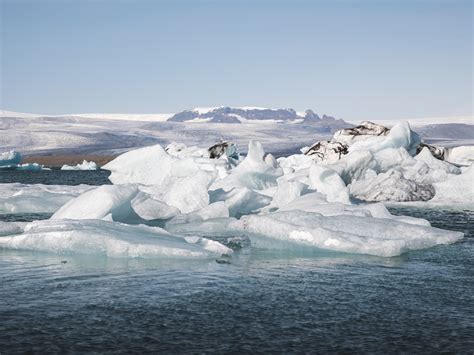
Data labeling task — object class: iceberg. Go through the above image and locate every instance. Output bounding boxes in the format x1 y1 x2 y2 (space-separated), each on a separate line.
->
210 141 283 191
0 150 22 167
0 219 231 258
0 150 48 170
11 129 466 259
0 221 25 236
0 183 93 214
52 184 139 221
61 160 98 170
225 211 462 257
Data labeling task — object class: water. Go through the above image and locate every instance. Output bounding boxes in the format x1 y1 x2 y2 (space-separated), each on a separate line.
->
0 172 473 352
0 169 111 185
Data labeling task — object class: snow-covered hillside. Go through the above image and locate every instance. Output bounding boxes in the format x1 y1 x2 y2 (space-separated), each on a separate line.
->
0 108 352 155
1 108 472 156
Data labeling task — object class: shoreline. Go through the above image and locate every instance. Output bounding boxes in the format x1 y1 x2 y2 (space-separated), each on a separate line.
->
22 155 117 168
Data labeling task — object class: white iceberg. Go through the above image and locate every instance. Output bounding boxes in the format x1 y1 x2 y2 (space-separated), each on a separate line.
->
52 184 139 221
0 219 231 259
227 211 462 257
0 221 25 236
0 183 93 214
61 160 98 170
210 141 282 191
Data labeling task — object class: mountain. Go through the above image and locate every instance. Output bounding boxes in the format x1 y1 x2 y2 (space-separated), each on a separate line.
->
167 106 343 125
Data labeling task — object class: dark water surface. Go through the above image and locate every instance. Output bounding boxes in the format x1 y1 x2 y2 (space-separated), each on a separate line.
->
0 169 111 185
0 171 473 353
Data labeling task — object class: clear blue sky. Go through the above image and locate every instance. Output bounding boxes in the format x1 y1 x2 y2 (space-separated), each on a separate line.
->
1 0 472 120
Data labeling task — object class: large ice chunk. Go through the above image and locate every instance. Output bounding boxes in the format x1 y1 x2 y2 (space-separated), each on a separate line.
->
0 183 93 214
348 122 421 155
428 165 474 206
228 211 462 257
349 169 435 202
103 144 206 186
444 146 474 166
130 192 180 221
165 201 229 226
209 187 272 217
210 141 282 191
0 221 25 236
0 219 232 258
138 170 212 214
52 185 139 221
309 164 350 204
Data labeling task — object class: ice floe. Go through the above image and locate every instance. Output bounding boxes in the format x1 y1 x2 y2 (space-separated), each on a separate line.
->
0 219 231 258
0 183 93 213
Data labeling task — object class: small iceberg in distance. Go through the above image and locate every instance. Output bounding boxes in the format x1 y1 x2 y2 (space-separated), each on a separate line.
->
61 160 98 171
0 150 48 171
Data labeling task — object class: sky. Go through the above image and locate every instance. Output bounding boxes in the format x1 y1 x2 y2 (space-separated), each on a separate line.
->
1 0 472 121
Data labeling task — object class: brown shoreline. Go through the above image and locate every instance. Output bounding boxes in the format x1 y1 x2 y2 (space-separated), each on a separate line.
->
22 155 117 168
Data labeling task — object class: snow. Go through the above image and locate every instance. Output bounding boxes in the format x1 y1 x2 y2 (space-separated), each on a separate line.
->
61 160 98 170
345 115 473 127
0 109 172 122
0 219 231 258
69 113 172 122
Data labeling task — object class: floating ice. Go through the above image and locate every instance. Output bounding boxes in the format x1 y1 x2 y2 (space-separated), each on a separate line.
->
0 151 46 170
52 185 139 221
0 183 93 214
227 211 462 257
349 169 435 202
423 165 474 207
445 146 474 166
0 221 25 236
131 192 180 221
10 128 467 259
209 187 272 217
61 160 98 170
0 150 22 167
0 219 232 258
166 201 229 226
309 164 350 204
210 141 282 191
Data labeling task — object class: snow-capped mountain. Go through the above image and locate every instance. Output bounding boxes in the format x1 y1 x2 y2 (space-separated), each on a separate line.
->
167 106 341 124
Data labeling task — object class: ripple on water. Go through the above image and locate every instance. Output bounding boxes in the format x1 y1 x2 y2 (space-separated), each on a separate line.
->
0 205 473 352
